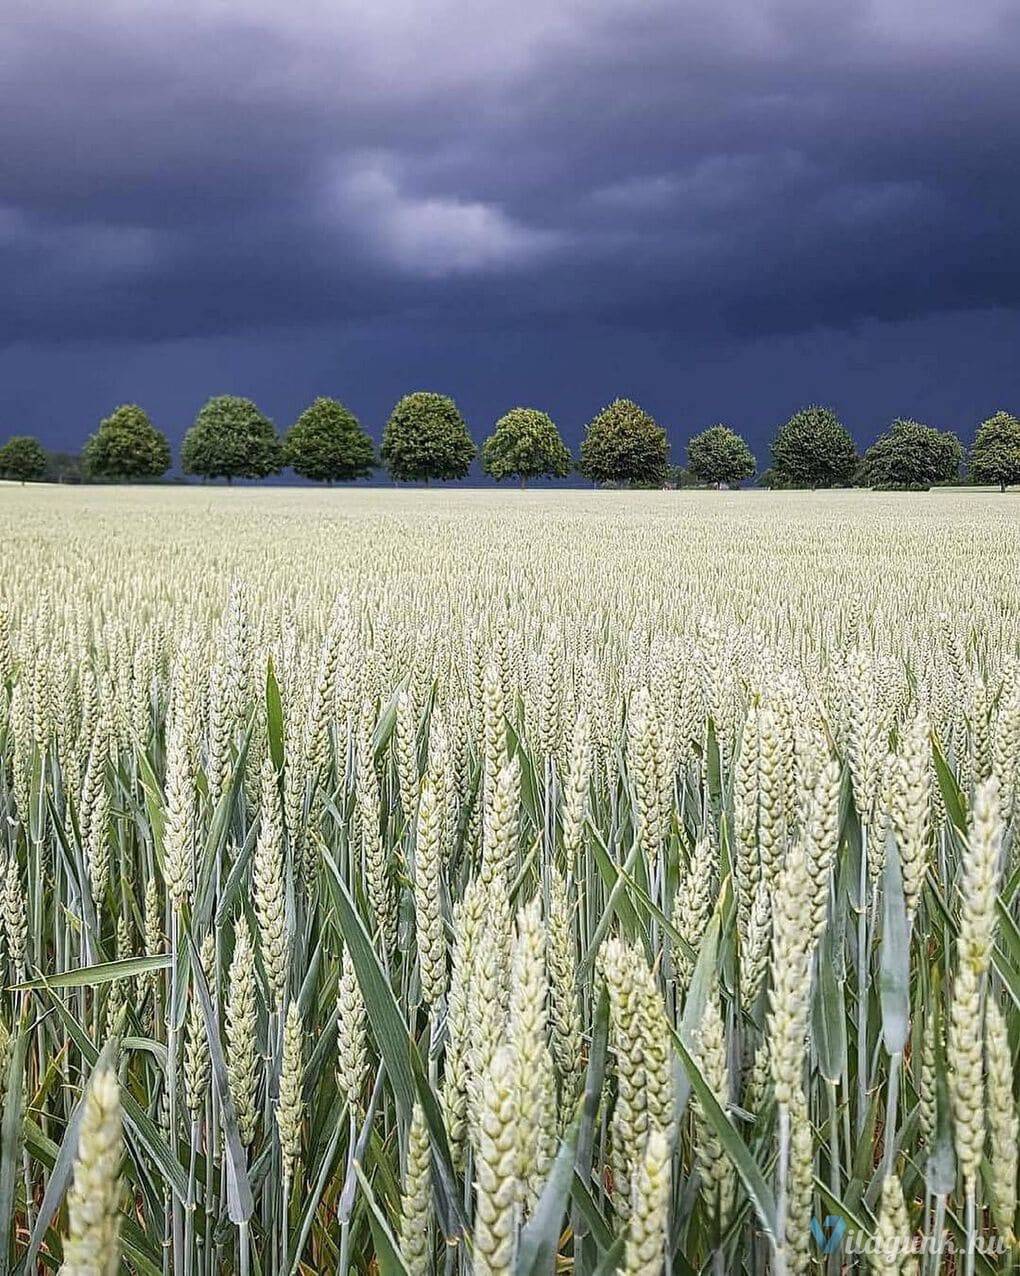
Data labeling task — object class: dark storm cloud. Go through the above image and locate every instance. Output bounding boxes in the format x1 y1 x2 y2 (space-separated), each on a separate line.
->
1 0 1020 452
4 0 1019 335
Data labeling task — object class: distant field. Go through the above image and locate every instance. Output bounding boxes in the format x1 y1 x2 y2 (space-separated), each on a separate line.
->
1 484 1018 1273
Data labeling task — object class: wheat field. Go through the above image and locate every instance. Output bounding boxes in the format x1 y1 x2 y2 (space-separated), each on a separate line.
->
1 484 1018 1275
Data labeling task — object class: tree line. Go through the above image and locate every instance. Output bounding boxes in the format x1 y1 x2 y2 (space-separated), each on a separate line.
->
2 393 1020 490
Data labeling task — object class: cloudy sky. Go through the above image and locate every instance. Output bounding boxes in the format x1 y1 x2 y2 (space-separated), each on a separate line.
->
3 0 1019 465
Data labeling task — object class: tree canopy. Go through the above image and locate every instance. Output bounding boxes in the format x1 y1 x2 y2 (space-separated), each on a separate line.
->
0 435 47 483
284 398 375 483
381 392 475 483
83 404 171 481
969 410 1020 491
578 399 669 487
770 406 857 488
686 425 756 487
481 408 571 486
181 396 281 482
856 419 962 489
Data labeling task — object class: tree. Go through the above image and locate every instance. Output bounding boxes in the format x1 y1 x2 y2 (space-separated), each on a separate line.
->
0 435 47 483
969 410 1020 492
578 399 669 487
381 392 475 483
686 424 756 488
181 395 281 482
83 404 171 481
481 407 571 487
856 419 962 489
770 406 857 488
284 398 375 484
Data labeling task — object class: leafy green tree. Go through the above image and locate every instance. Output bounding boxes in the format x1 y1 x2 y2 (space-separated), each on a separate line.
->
284 398 375 483
381 392 475 483
481 407 571 487
83 404 171 481
969 410 1020 491
578 399 669 487
856 418 962 489
0 435 47 483
181 395 281 482
686 424 756 487
770 406 857 488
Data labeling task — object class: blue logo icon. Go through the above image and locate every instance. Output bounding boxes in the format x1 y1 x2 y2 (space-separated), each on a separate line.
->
811 1216 847 1254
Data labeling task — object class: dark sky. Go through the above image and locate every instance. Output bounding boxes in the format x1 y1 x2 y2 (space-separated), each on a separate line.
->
3 0 1020 468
